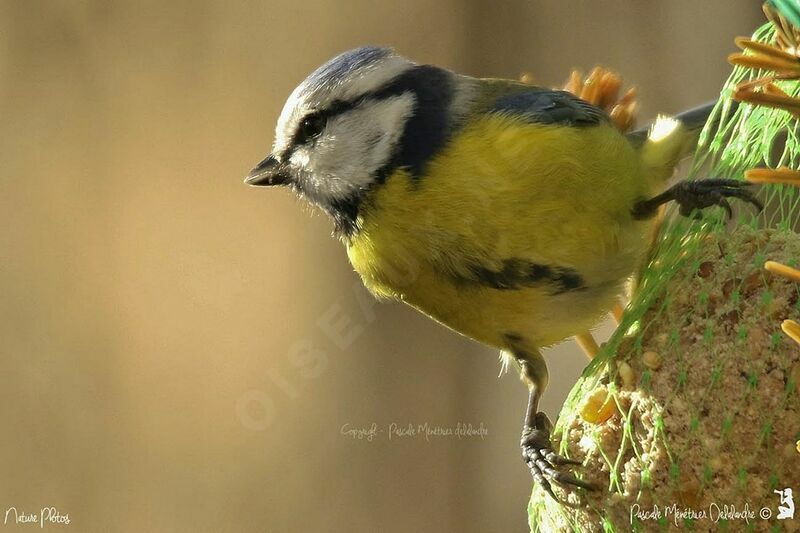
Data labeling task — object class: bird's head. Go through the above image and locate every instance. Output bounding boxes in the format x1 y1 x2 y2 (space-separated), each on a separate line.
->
245 46 463 236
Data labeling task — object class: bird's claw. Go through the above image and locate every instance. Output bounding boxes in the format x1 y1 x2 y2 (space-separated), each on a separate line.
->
673 178 763 220
521 412 597 500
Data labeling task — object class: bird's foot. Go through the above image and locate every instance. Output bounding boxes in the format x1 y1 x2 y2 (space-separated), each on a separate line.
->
521 412 597 500
632 178 763 220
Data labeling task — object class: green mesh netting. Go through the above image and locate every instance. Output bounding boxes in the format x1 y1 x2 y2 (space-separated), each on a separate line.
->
529 21 800 532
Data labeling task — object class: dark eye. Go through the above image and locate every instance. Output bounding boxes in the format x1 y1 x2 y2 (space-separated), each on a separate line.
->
297 113 327 144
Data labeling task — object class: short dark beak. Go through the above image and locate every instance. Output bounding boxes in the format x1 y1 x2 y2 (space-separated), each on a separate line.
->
244 154 291 186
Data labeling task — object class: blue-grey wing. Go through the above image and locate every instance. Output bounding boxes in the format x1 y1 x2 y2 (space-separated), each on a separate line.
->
489 86 609 127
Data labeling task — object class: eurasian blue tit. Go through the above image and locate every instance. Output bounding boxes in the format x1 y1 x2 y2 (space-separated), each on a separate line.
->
245 47 760 498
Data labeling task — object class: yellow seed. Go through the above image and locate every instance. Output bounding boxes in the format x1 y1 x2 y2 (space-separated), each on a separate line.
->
643 351 662 370
580 388 617 424
618 362 635 388
610 104 635 133
611 301 625 324
563 69 582 95
618 87 637 105
734 86 800 113
735 37 800 62
747 167 800 185
728 52 800 72
575 332 600 359
797 440 800 454
782 320 800 345
597 71 621 110
765 81 793 98
764 260 800 282
580 66 603 104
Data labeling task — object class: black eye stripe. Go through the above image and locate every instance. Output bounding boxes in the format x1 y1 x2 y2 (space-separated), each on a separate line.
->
292 100 359 145
292 112 328 146
287 78 415 153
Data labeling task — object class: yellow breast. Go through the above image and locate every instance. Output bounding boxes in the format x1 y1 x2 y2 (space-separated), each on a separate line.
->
346 115 652 349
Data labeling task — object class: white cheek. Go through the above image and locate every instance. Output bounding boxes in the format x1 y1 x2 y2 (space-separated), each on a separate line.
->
363 95 415 170
291 146 352 203
290 150 310 167
297 93 415 203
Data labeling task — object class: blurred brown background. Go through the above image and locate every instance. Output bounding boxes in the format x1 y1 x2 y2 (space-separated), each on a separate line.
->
0 2 762 532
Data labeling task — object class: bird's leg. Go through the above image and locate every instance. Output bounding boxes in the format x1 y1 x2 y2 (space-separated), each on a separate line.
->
631 178 763 220
514 349 596 500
